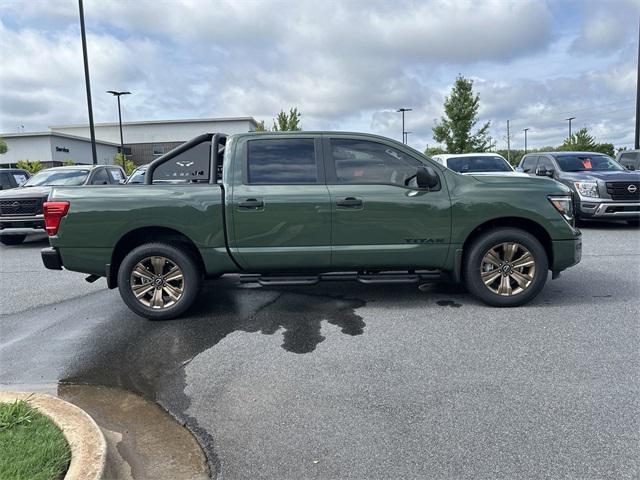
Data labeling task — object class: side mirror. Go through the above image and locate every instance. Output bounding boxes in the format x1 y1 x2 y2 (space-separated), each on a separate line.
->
627 165 635 171
536 167 555 178
416 166 439 189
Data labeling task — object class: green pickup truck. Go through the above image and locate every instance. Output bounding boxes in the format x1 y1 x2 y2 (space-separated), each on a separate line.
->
41 132 581 319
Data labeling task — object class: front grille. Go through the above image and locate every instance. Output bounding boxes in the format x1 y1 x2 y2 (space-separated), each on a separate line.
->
0 198 44 216
606 182 640 201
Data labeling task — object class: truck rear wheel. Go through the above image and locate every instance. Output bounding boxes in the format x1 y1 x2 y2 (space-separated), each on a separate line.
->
463 228 548 307
117 242 202 320
0 235 26 245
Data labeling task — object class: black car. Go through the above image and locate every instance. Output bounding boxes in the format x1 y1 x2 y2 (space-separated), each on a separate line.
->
0 164 126 245
0 168 30 191
517 151 640 226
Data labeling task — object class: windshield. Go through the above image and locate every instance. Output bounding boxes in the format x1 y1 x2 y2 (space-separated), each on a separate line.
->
127 168 146 184
447 156 513 173
23 169 89 186
555 154 624 172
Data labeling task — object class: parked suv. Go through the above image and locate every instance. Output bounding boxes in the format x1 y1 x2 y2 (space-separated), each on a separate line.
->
0 168 30 191
517 151 640 225
0 164 125 245
616 149 639 171
431 153 517 175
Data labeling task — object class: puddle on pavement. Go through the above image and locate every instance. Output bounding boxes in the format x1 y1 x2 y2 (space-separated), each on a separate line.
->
58 384 208 480
60 280 367 474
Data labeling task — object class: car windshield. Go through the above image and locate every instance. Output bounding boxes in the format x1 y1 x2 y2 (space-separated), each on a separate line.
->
127 168 146 184
23 169 89 186
555 154 624 172
447 156 512 173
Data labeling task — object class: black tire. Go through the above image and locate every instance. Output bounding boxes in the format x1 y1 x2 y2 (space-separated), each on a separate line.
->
626 219 640 227
117 242 202 320
0 235 26 245
463 228 548 307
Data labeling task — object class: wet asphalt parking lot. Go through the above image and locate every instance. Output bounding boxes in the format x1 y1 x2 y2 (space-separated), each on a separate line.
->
1 223 639 479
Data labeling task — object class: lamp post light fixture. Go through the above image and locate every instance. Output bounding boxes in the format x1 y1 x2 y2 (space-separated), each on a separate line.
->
523 128 530 153
107 90 131 158
396 107 412 144
565 117 575 139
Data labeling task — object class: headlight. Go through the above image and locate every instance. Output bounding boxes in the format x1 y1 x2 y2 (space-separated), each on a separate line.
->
574 181 599 198
548 195 574 224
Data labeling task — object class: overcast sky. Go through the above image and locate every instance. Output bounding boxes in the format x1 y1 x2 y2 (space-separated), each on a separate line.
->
0 0 638 151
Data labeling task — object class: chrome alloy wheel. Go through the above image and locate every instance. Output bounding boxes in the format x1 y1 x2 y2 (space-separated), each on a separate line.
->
130 256 184 309
480 242 536 296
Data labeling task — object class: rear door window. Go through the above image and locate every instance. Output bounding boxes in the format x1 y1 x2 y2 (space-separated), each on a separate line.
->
108 168 125 183
247 138 318 184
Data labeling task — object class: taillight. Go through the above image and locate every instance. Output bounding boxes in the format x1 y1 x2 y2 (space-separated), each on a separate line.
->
43 201 70 236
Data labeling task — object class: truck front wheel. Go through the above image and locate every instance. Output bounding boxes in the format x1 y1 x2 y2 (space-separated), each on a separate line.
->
463 228 548 307
117 242 202 320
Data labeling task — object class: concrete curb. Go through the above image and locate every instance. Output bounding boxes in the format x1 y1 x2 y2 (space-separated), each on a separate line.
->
0 391 107 480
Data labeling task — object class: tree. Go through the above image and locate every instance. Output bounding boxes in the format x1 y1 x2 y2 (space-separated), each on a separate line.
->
114 153 136 175
432 75 494 153
62 159 75 166
255 120 268 132
560 127 615 156
272 107 302 131
424 146 447 156
0 136 7 155
16 160 43 174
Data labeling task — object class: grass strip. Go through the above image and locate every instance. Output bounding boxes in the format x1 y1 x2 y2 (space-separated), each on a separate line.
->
0 399 71 480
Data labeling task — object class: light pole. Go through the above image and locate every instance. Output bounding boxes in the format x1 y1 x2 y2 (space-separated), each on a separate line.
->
635 17 639 149
565 117 575 139
78 0 97 165
397 108 412 144
107 91 131 157
523 128 530 153
404 131 412 144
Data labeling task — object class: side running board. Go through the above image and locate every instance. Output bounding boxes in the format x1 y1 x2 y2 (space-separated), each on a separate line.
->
239 270 442 286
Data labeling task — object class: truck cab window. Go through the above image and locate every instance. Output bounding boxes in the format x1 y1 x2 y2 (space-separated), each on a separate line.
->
247 138 317 184
331 139 420 186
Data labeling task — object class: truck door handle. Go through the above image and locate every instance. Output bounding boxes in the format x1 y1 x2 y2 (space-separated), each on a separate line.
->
336 197 363 207
238 198 264 209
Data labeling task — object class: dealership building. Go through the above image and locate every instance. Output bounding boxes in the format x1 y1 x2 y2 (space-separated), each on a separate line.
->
0 116 258 167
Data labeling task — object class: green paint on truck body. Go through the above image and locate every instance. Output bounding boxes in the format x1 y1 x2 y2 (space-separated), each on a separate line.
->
48 131 581 282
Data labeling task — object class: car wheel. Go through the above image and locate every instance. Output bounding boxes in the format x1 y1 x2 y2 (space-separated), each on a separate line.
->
117 242 202 320
0 235 26 245
463 228 548 307
626 219 640 227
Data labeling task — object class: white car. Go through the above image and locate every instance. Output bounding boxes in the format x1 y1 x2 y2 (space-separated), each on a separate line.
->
430 153 517 175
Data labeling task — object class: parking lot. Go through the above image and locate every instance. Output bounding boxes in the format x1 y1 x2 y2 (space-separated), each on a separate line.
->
1 223 638 479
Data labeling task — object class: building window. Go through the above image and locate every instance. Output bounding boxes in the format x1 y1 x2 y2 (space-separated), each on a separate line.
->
153 145 164 156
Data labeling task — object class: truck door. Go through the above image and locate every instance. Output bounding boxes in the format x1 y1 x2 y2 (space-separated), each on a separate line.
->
324 136 451 269
229 136 331 271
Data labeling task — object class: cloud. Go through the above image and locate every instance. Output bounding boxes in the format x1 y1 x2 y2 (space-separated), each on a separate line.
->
0 0 636 151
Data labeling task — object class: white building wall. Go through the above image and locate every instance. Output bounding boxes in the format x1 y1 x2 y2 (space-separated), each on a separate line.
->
0 134 118 166
49 136 118 165
51 119 257 144
0 135 52 165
